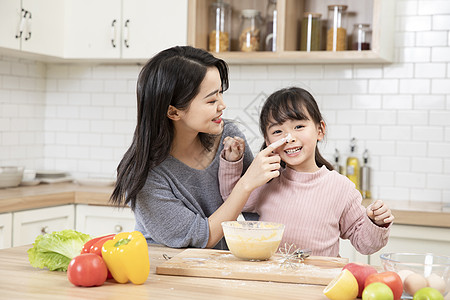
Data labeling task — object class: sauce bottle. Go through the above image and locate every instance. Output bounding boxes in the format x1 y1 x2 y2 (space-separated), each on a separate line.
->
333 148 343 174
346 138 360 191
360 149 371 199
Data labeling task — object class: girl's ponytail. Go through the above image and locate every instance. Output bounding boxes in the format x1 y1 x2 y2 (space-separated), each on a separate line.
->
315 145 334 171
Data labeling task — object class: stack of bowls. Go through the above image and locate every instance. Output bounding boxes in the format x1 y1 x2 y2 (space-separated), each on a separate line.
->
0 166 25 188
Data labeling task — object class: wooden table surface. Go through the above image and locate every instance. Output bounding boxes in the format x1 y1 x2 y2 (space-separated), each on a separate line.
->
0 244 331 300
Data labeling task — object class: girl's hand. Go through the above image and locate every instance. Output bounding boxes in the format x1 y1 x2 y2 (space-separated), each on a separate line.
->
366 200 395 226
239 138 287 192
223 136 245 162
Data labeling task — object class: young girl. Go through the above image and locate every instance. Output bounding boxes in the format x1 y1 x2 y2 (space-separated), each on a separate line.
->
110 46 280 250
219 87 394 257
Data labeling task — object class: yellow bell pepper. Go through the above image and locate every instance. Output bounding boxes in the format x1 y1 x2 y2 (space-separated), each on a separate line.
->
101 231 150 284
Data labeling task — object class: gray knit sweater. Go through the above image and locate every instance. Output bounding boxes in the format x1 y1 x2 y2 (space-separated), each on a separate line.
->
134 120 254 249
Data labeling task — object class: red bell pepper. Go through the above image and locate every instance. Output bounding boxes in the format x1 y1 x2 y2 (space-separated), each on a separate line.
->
80 234 115 254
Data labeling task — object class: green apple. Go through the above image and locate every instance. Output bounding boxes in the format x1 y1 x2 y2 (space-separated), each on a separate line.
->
413 287 444 300
362 282 394 300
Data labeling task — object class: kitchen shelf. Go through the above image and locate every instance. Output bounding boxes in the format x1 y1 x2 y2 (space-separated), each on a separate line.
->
187 0 395 64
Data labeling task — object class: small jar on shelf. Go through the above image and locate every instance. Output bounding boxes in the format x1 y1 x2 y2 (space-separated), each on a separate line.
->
351 23 371 51
300 12 322 52
208 1 231 52
238 9 263 52
265 0 277 51
326 5 348 51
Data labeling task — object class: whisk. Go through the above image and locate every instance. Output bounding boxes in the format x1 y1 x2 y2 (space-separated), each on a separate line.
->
278 243 312 269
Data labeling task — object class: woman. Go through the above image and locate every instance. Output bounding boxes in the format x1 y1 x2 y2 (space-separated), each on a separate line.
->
110 46 278 249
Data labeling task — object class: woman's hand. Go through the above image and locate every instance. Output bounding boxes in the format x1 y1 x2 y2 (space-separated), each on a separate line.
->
223 136 245 162
366 200 395 227
239 138 287 192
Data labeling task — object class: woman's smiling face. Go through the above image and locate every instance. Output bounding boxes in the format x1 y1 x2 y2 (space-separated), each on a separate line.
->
178 67 226 135
265 111 325 173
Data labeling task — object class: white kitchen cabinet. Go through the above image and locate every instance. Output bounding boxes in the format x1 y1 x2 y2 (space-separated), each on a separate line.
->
0 213 12 249
0 0 65 56
369 224 450 267
0 0 21 50
75 204 135 237
63 0 188 60
12 205 75 247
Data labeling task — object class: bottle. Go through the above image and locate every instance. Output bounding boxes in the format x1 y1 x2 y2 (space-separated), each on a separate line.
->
239 9 263 52
351 23 371 51
333 148 343 174
326 5 348 51
360 149 372 199
208 1 231 52
300 12 322 52
265 0 277 51
346 138 360 191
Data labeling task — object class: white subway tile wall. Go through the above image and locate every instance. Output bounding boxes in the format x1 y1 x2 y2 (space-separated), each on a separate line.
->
1 0 450 204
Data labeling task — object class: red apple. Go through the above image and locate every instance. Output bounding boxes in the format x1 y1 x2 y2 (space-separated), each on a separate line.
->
343 262 378 297
365 271 403 300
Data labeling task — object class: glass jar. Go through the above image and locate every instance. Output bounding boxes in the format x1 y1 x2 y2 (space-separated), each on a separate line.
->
265 0 277 51
300 12 322 52
351 23 371 51
208 1 231 52
239 9 263 52
326 5 348 51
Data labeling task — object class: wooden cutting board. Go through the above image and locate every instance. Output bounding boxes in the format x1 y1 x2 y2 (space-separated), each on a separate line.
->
156 248 348 285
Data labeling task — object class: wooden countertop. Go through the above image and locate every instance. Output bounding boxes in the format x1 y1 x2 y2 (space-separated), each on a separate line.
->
1 183 450 228
0 244 330 300
0 182 114 213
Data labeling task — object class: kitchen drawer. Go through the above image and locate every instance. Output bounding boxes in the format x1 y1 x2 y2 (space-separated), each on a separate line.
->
369 224 450 266
0 213 12 249
12 205 75 247
75 204 135 237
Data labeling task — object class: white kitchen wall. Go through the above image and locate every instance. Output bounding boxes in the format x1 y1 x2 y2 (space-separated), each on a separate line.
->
0 56 46 170
1 0 450 204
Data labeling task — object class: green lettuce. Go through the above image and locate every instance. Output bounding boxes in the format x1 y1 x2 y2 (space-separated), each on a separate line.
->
27 229 91 272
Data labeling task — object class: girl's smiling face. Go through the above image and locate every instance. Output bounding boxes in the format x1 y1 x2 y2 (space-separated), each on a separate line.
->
176 67 226 135
265 111 325 173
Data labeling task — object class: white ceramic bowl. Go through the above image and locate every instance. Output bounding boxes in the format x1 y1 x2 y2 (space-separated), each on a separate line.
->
0 166 24 188
221 221 285 261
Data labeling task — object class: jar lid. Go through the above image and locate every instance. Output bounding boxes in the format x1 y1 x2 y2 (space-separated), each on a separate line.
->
327 5 348 11
303 12 322 18
353 23 371 28
241 9 261 18
210 1 230 8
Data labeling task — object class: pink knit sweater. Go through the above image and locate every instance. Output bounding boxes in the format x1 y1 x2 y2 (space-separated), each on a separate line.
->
219 154 390 257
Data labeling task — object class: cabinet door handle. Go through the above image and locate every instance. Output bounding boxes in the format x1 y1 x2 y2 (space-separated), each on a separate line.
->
15 8 27 39
123 19 130 48
41 226 49 235
114 225 123 232
111 19 117 48
24 11 32 41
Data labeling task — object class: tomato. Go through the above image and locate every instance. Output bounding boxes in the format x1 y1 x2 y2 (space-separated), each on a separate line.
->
365 271 403 300
363 282 394 300
81 234 115 254
67 253 107 287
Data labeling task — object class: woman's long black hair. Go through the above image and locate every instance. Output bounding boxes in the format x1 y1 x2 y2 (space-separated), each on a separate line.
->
259 87 333 170
110 46 229 209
